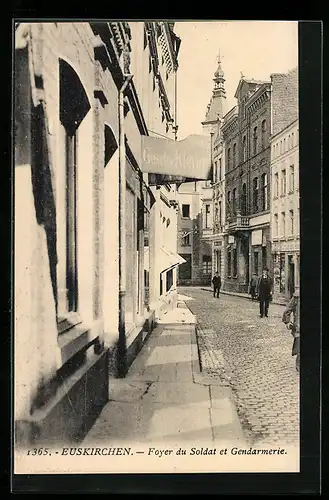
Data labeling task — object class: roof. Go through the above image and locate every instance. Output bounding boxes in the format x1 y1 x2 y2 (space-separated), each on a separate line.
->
234 78 270 99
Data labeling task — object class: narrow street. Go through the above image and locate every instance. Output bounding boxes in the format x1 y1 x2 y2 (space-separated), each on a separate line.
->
179 287 300 448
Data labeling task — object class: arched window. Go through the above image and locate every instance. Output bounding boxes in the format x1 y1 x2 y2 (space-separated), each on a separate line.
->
261 119 267 148
253 177 259 212
228 147 231 169
241 183 247 215
233 143 237 167
253 127 258 155
242 135 247 162
232 188 237 214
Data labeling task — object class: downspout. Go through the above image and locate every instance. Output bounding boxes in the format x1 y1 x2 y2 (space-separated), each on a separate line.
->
117 74 133 378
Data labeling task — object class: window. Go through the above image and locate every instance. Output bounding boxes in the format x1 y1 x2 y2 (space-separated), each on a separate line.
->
166 269 173 292
281 212 286 237
182 231 191 246
241 183 247 215
288 135 291 149
228 147 231 169
289 210 294 235
283 138 286 152
204 204 211 228
218 201 222 225
261 173 268 211
253 177 259 212
261 119 267 148
213 160 217 182
291 132 294 147
202 255 212 274
232 188 237 214
253 127 258 155
281 169 286 196
227 191 231 216
254 251 259 275
274 172 279 198
274 213 278 237
218 158 222 180
233 143 237 167
289 165 295 192
242 135 247 162
57 59 91 325
182 204 190 218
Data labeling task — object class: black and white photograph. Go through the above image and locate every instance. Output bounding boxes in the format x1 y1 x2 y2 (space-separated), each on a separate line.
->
13 19 313 478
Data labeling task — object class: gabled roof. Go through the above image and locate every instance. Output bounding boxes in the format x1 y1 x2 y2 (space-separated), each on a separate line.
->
234 78 269 100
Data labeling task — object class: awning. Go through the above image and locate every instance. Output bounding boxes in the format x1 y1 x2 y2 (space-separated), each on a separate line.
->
160 247 186 272
144 247 186 272
141 133 212 181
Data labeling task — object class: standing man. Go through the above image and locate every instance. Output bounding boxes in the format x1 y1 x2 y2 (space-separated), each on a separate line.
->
212 271 221 298
256 267 273 318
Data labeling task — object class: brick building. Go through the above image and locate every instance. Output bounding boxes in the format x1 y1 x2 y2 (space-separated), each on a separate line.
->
222 78 272 293
14 21 182 447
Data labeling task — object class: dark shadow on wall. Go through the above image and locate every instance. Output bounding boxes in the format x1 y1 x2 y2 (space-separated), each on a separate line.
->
30 102 58 315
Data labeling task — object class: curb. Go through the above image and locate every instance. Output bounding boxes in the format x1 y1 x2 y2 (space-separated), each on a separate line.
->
200 287 287 307
182 301 247 444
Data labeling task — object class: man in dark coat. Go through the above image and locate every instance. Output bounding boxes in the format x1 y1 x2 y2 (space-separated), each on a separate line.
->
256 267 273 318
212 272 221 298
282 286 300 372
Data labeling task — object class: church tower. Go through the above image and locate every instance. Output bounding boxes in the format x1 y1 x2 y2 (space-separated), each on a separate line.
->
202 50 227 134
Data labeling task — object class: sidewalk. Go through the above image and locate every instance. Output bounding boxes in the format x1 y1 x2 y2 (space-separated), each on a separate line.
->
200 287 287 306
82 299 246 448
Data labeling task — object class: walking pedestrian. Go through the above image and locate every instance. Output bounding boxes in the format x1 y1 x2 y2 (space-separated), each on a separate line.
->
282 285 300 372
248 273 258 301
212 271 221 298
256 267 273 318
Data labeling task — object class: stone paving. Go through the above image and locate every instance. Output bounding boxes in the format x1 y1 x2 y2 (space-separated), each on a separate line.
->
179 287 300 448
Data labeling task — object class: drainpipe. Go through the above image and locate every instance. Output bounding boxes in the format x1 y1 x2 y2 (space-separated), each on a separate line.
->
117 74 132 378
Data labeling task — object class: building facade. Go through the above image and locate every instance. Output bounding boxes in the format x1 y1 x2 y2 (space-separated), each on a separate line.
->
176 180 213 286
211 121 226 280
14 21 182 447
222 78 272 293
270 119 299 300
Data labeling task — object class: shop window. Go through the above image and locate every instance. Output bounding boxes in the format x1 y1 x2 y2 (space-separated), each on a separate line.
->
254 251 259 275
182 204 190 218
202 255 212 274
232 248 237 277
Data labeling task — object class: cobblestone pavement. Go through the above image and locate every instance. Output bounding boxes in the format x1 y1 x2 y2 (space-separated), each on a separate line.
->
179 287 300 448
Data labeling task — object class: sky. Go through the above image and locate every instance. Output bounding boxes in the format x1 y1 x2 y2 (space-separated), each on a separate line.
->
173 21 298 140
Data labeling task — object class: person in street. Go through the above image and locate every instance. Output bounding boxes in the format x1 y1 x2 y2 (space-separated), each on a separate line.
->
256 267 273 318
282 285 300 372
248 273 258 301
212 271 221 298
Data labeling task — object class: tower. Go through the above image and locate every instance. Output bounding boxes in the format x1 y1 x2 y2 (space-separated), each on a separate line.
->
202 50 227 134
